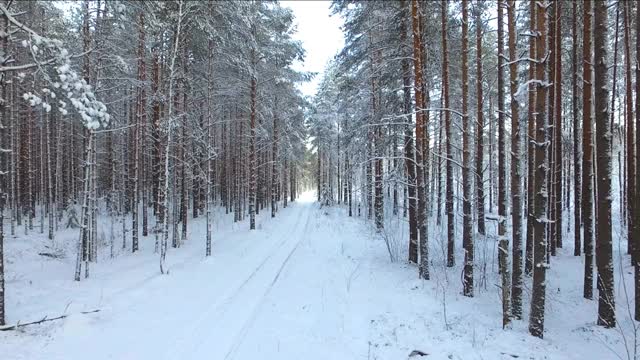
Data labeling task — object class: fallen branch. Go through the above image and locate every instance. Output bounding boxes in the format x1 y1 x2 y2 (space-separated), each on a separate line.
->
500 352 520 358
38 252 63 259
408 350 429 357
0 309 100 331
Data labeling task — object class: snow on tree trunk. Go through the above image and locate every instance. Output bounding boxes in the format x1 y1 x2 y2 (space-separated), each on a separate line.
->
461 0 473 298
634 0 640 322
401 0 418 264
507 0 522 319
475 0 486 239
529 0 549 339
593 0 615 328
582 0 595 301
572 0 581 257
411 0 429 281
442 1 454 269
497 0 510 329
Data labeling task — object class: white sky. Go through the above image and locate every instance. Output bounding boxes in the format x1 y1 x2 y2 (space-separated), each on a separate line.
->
282 1 344 98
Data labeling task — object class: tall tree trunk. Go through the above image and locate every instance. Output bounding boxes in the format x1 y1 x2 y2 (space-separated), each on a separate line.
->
623 0 635 265
634 0 640 322
372 31 383 230
525 0 537 276
0 1 8 325
74 134 93 281
442 1 454 268
529 0 549 339
160 0 184 274
572 0 581 257
401 0 418 264
180 46 189 242
249 46 257 230
132 11 146 253
546 2 556 259
553 0 562 252
271 95 278 219
205 35 214 257
507 0 522 320
411 0 429 280
152 41 162 221
593 0 615 329
475 0 486 238
461 0 473 298
497 0 510 329
582 0 594 301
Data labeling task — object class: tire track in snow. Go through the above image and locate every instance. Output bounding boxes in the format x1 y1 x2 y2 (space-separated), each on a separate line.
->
106 213 272 304
159 202 313 360
223 204 314 360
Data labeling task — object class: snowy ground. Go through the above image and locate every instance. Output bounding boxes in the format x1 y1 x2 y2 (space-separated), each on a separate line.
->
1 192 636 360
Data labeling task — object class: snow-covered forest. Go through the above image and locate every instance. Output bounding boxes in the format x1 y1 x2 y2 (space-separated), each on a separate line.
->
0 0 638 359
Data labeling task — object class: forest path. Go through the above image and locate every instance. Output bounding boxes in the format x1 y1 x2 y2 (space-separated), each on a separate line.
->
35 193 379 360
3 194 615 360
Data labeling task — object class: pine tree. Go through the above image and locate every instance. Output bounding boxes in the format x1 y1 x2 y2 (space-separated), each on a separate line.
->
475 0 486 238
249 35 257 231
529 0 549 339
442 1 454 268
401 0 418 264
205 32 214 257
132 10 146 253
552 0 562 253
507 0 522 320
525 0 537 277
593 0 615 329
0 0 7 326
411 0 429 280
582 0 594 301
461 0 473 298
572 0 581 257
635 0 640 322
623 0 635 272
496 0 510 329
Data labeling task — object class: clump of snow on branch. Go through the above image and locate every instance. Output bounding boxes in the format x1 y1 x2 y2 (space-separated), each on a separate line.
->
20 32 109 130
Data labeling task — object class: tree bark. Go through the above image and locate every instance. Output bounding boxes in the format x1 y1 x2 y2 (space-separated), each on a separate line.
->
593 0 615 329
249 46 257 230
497 0 510 329
507 0 522 320
401 0 418 264
475 0 486 238
442 1 454 268
529 0 549 339
461 0 473 298
553 0 562 252
634 0 640 322
411 0 429 280
572 0 581 257
525 0 537 276
582 0 594 301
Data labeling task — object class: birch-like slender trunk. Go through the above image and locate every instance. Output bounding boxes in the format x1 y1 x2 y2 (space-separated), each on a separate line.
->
160 0 184 274
206 35 214 257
